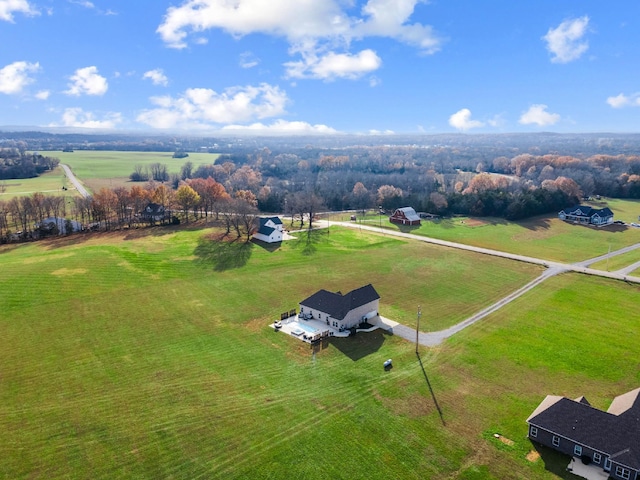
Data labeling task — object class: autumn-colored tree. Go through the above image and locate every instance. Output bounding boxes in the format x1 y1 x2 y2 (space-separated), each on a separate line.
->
429 192 448 212
553 176 582 202
377 185 403 210
152 184 174 209
230 165 261 192
234 189 258 208
92 188 118 229
175 185 201 223
351 181 372 213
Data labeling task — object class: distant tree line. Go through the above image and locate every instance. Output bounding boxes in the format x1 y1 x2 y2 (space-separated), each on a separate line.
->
0 176 269 243
0 149 59 180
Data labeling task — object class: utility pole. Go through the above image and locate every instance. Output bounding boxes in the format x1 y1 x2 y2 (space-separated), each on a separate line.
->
415 305 421 353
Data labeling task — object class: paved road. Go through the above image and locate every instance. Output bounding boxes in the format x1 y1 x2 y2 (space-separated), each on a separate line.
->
328 221 640 346
60 164 90 198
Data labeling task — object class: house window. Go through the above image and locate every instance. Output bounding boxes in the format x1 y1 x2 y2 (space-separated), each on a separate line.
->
604 457 611 472
552 436 560 447
593 453 601 464
615 466 630 480
529 426 538 438
574 445 582 456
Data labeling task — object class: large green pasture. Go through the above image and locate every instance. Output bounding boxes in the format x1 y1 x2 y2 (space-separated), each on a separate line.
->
0 168 72 199
1 225 638 479
350 199 640 263
37 151 219 193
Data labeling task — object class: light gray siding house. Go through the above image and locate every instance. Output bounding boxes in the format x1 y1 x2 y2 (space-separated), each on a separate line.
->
299 284 380 332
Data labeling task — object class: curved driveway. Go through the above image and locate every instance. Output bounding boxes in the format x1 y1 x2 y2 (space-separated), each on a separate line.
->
329 221 640 346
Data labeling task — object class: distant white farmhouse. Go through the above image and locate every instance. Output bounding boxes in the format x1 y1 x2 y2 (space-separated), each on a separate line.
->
253 216 284 243
299 284 380 331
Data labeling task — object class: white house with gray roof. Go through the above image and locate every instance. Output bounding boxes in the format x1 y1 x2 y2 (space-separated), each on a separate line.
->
299 284 380 331
253 216 284 243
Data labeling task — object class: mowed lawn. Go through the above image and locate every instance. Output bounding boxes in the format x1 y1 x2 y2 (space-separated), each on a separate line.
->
37 151 220 193
0 228 538 478
351 198 640 263
0 225 637 479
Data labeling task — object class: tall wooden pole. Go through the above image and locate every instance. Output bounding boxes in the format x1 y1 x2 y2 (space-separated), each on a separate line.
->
415 305 421 353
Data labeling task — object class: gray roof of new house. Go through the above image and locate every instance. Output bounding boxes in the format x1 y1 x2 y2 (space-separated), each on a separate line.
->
528 388 640 470
300 284 380 320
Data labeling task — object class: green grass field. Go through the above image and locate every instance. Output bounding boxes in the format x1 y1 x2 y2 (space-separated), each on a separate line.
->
37 151 220 194
589 246 640 272
1 224 638 479
347 199 640 263
0 168 72 199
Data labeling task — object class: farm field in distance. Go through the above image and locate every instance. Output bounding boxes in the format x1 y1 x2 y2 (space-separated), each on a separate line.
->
37 150 220 194
0 167 71 199
346 198 640 263
1 223 639 479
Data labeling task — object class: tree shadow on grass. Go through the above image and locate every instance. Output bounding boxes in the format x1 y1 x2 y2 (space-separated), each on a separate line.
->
194 234 253 271
531 442 584 479
328 329 388 361
291 228 328 256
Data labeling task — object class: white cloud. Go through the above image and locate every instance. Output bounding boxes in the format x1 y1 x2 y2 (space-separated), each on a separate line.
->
222 119 338 134
0 0 38 22
606 93 640 108
68 0 94 8
157 0 440 80
519 104 560 126
239 52 259 69
35 90 50 100
54 107 122 129
285 49 382 80
0 61 40 94
357 0 441 54
143 69 169 86
449 108 484 131
543 16 589 63
368 129 395 135
136 83 289 129
65 66 108 96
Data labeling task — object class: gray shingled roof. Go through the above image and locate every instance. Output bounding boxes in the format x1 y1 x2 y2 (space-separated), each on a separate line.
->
528 390 640 470
300 284 380 320
561 205 614 218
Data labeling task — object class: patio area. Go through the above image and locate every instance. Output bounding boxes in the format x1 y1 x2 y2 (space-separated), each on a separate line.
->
273 314 390 343
566 457 609 480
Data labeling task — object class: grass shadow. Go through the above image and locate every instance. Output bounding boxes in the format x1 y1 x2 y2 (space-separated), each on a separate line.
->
194 233 253 271
328 329 388 361
531 442 584 479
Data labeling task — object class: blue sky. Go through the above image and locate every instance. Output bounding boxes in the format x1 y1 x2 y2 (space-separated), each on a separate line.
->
1 0 639 134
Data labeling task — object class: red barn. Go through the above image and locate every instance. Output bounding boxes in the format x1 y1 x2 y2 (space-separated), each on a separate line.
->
389 207 421 226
